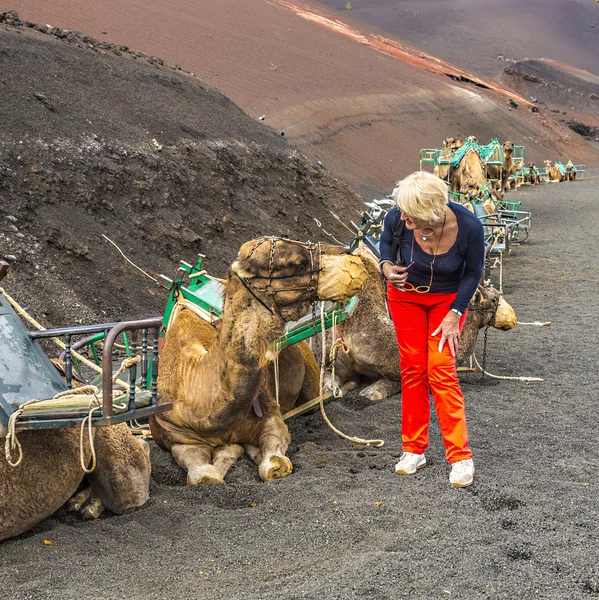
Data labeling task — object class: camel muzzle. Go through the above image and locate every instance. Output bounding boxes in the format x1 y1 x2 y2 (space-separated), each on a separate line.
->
317 254 369 302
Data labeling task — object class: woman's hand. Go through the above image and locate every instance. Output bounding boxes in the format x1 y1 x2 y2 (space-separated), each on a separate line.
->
382 263 409 288
432 311 461 357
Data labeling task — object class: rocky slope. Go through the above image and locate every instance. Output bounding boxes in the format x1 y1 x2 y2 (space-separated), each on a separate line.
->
0 12 363 326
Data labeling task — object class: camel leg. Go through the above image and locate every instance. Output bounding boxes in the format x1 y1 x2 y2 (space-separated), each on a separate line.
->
257 417 293 482
68 487 95 512
171 443 224 485
86 424 152 513
359 378 401 401
211 444 244 480
244 443 263 465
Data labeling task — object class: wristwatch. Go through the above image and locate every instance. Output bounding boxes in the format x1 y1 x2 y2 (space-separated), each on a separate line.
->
450 308 463 317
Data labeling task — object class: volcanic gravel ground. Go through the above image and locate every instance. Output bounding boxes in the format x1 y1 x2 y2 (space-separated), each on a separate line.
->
1 178 598 598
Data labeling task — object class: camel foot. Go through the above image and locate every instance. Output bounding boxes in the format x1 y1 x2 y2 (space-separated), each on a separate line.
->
359 379 401 401
68 488 94 512
68 488 105 520
259 455 293 482
187 466 225 486
81 497 105 520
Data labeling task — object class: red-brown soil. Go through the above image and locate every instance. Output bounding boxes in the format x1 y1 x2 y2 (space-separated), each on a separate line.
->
8 0 599 192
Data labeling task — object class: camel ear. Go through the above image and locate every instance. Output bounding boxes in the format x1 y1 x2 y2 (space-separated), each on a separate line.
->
231 260 256 279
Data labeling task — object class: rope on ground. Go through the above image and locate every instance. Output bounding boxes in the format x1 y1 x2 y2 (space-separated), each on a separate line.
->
517 321 551 326
318 303 384 447
101 234 158 283
472 354 544 382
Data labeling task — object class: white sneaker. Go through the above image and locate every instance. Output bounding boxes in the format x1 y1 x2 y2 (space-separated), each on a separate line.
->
395 452 426 475
449 459 475 487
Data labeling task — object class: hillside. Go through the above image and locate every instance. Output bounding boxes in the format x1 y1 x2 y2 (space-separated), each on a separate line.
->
8 0 599 194
0 13 364 325
317 0 599 81
501 59 599 140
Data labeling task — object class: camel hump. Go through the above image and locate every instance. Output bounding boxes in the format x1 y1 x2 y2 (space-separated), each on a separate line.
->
170 308 218 350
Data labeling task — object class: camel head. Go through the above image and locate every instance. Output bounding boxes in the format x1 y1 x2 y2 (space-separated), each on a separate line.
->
528 161 536 169
544 160 552 168
231 237 368 321
466 135 478 145
503 141 514 157
457 285 517 362
444 137 464 150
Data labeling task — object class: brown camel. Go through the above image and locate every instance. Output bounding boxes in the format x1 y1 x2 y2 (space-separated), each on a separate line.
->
524 161 540 185
487 141 515 192
434 137 464 182
324 247 401 401
152 238 368 484
449 146 487 193
1 424 151 542
545 160 565 182
324 248 516 398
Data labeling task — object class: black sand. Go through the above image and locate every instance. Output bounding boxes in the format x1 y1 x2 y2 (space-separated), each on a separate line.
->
1 176 598 599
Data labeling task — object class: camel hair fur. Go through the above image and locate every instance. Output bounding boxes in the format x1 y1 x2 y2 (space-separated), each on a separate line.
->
0 424 151 542
448 146 488 194
433 137 464 182
152 237 369 485
487 141 515 193
324 247 516 398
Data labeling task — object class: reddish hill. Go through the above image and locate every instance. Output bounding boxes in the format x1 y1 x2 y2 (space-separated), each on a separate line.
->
7 0 599 192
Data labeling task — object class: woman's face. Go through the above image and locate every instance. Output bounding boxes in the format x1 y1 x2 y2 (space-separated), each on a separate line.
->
400 211 431 230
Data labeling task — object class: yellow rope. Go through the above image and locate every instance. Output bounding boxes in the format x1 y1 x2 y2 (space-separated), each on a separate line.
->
4 357 137 469
318 303 384 447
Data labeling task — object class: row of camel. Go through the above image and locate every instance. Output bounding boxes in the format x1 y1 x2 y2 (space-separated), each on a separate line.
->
434 136 515 197
1 239 515 541
433 136 577 198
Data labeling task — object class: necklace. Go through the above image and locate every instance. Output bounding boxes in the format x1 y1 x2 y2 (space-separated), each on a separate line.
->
419 227 435 241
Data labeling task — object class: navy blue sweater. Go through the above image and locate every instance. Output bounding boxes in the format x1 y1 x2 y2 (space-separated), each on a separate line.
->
380 202 485 313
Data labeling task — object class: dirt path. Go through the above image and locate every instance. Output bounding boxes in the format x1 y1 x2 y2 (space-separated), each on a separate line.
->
1 176 598 599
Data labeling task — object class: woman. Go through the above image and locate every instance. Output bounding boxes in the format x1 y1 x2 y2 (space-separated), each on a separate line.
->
379 171 484 487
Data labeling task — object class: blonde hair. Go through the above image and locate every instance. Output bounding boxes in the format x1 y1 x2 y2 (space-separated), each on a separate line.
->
392 171 448 223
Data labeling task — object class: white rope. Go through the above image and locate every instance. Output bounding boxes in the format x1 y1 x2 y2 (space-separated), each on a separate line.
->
318 303 384 447
472 354 543 382
101 234 158 283
4 356 138 469
517 321 551 326
313 217 345 246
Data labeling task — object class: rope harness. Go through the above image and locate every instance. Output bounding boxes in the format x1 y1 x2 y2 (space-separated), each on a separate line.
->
233 237 323 318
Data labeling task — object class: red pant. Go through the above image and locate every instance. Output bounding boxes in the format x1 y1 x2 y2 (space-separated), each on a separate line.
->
387 283 472 464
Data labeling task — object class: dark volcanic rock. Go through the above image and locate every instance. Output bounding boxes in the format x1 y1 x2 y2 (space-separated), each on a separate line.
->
0 14 363 326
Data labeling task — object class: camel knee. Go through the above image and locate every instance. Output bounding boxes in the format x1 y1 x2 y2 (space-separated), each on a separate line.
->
212 444 244 480
359 378 401 401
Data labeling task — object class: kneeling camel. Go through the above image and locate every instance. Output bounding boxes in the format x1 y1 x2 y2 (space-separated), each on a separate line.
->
152 238 368 484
